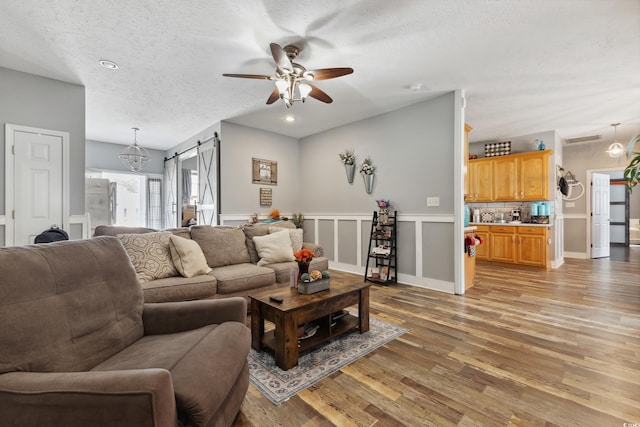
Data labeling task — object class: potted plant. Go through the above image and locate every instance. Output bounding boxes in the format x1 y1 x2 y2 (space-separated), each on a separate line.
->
624 133 640 191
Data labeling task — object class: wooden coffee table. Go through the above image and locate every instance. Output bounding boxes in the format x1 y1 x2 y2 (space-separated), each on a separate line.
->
249 281 370 370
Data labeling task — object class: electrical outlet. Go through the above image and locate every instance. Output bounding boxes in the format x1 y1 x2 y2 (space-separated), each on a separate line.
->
426 197 440 207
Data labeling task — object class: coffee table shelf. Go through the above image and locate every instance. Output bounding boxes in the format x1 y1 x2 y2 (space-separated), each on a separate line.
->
260 313 360 353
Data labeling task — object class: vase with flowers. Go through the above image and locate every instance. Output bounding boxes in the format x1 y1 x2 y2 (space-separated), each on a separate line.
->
294 248 316 286
359 157 375 194
339 148 356 183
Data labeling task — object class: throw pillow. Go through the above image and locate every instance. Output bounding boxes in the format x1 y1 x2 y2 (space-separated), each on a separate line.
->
269 226 303 252
117 232 178 282
253 230 295 266
168 235 212 278
242 224 270 264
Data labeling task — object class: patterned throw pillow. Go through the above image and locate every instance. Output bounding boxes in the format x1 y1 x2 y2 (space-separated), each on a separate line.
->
117 232 178 282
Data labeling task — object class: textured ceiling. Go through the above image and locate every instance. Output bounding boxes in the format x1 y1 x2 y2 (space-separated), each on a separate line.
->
1 0 639 150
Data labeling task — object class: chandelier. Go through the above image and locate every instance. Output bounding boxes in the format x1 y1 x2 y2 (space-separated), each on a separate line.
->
119 127 150 172
607 123 624 161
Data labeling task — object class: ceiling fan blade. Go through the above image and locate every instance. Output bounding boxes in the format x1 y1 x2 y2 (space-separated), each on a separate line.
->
266 88 280 105
270 43 293 73
222 73 271 80
307 67 353 81
308 85 333 103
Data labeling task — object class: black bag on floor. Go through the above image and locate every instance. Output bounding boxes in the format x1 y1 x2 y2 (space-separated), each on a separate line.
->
34 226 69 244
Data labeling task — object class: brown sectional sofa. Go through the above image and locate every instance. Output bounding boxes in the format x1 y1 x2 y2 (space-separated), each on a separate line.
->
0 236 250 427
94 221 329 303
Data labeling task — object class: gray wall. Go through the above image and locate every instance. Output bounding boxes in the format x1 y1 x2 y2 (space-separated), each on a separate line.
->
219 122 300 215
299 93 457 282
299 94 456 214
0 67 85 215
86 139 166 175
563 139 640 253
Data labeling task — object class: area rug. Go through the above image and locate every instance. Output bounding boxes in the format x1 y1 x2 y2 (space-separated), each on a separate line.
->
248 316 407 405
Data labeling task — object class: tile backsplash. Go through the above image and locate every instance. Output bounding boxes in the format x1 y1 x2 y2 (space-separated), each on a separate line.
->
467 201 554 223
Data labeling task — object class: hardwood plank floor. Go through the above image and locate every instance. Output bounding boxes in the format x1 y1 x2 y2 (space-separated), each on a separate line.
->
234 253 640 426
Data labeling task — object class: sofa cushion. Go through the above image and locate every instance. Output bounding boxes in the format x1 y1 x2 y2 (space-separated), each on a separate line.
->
118 232 178 282
253 230 295 266
141 275 217 303
210 264 275 294
0 237 144 373
241 224 270 264
92 322 250 426
190 226 250 267
169 235 212 278
166 227 192 240
269 226 303 252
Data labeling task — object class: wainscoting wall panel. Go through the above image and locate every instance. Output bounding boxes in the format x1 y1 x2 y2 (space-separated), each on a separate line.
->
220 213 457 293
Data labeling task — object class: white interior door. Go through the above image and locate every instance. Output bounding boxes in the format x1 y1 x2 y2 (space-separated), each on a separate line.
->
5 125 69 246
591 172 610 258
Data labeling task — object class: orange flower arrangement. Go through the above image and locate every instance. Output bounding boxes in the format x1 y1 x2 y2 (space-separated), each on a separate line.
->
294 248 315 264
268 208 280 219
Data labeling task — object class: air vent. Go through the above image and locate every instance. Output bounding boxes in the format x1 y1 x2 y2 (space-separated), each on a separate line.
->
565 134 602 144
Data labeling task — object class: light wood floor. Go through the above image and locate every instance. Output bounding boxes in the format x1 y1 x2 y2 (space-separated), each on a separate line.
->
234 252 640 426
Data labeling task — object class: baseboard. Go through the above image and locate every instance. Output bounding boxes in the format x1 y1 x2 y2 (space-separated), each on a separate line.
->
564 251 587 259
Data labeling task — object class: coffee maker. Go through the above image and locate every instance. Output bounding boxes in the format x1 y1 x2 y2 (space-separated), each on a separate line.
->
510 207 521 222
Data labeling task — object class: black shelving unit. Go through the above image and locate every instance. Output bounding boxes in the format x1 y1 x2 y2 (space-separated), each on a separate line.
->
365 210 397 285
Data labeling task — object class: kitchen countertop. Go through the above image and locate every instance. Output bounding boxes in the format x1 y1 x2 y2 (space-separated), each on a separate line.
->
470 222 551 227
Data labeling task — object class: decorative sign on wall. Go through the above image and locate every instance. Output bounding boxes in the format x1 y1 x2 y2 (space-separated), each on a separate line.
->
252 158 278 185
259 188 272 206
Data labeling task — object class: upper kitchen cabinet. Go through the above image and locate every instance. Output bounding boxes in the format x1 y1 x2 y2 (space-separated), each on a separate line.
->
487 150 551 202
468 158 493 201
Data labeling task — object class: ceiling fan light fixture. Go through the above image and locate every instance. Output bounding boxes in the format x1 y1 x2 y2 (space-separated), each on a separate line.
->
119 127 150 172
298 83 312 101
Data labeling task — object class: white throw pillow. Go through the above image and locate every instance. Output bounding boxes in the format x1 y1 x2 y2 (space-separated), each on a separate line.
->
168 235 212 278
269 226 304 252
253 230 295 266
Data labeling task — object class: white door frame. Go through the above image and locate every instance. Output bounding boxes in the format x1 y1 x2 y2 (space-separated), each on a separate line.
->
585 167 620 258
5 124 70 246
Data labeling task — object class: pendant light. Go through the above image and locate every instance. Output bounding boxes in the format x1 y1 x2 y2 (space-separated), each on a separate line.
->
607 123 624 161
119 127 150 172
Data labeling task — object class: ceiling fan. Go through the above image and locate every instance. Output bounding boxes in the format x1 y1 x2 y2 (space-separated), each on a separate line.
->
223 43 353 108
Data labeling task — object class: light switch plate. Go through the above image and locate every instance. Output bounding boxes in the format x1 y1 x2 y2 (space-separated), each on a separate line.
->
565 202 575 208
426 197 440 207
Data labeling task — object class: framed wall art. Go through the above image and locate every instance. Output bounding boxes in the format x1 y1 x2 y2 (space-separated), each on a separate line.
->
252 158 278 185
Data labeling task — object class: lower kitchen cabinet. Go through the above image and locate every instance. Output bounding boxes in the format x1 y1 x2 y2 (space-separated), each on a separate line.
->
476 224 549 269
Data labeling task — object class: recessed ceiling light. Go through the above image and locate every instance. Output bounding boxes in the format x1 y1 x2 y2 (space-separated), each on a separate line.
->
284 115 296 123
99 59 118 70
409 82 423 92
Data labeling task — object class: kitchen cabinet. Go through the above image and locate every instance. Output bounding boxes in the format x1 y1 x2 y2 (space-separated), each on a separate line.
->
476 224 549 269
468 158 493 201
516 226 548 267
489 226 517 263
493 150 551 201
474 226 490 260
464 123 472 200
469 150 551 202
